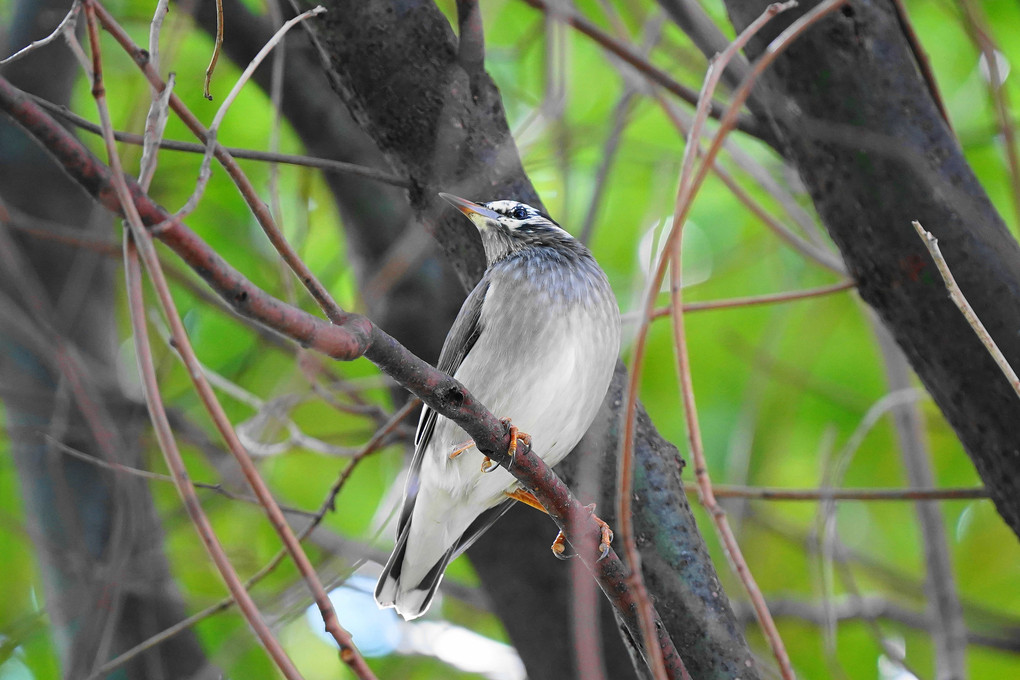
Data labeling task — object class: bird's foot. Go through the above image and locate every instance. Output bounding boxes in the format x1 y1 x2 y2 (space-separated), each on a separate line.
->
481 419 532 473
504 489 613 561
505 488 546 512
586 503 614 560
504 488 571 558
550 505 614 561
551 530 571 560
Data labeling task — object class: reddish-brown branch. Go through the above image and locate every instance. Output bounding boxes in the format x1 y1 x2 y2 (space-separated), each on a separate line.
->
621 3 848 679
614 5 802 678
519 0 770 143
83 5 304 675
643 280 856 319
91 1 349 327
713 485 988 502
0 70 684 679
82 4 375 674
86 396 416 680
125 237 306 680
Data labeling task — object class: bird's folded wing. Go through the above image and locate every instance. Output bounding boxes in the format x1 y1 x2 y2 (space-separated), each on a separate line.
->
396 277 491 535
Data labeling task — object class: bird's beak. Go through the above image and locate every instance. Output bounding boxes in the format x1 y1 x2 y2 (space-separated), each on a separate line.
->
439 193 502 231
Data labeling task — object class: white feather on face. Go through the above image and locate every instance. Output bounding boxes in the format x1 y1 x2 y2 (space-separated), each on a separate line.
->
467 200 577 265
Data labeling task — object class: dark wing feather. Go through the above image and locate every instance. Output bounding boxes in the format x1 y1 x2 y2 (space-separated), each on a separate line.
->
395 277 490 535
451 497 516 557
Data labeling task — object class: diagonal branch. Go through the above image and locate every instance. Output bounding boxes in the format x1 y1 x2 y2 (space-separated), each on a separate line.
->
0 70 686 680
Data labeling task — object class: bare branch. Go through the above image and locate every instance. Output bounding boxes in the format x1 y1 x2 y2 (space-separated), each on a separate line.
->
0 68 686 680
520 0 772 144
714 484 987 502
623 3 850 679
913 220 1020 400
1 0 83 65
29 92 410 186
82 2 312 674
203 0 224 99
873 321 967 677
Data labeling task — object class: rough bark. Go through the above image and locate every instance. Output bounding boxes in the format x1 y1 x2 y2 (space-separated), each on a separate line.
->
188 1 651 676
189 0 462 366
0 0 213 677
721 0 1020 537
298 1 758 678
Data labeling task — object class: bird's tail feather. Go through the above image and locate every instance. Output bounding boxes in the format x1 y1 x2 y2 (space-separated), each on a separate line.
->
375 517 455 621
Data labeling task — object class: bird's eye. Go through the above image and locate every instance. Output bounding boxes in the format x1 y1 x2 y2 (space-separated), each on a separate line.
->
511 205 529 220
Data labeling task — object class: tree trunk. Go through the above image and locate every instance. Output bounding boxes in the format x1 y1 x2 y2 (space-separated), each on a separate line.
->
299 1 758 678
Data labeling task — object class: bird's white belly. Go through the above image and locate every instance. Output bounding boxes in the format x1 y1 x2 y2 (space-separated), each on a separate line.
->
418 295 617 511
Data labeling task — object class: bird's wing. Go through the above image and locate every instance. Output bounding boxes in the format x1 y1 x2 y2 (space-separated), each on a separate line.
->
396 277 490 535
451 497 516 557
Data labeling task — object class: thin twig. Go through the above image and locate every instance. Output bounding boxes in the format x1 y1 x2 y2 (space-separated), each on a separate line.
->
1 0 82 65
743 596 1020 654
29 92 411 187
81 6 306 676
49 436 319 517
632 280 856 321
88 399 416 680
173 6 326 224
91 1 355 324
912 220 1020 399
579 10 664 245
872 320 967 677
519 0 770 143
956 0 1020 227
203 0 223 99
624 4 851 679
889 0 952 129
138 73 174 189
654 94 846 273
141 0 173 190
146 0 170 73
713 484 987 501
619 4 800 678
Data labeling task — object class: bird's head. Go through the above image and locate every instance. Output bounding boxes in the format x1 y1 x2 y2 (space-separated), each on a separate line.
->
440 193 578 266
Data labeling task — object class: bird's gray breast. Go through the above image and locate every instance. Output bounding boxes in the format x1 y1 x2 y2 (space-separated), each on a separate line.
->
423 247 621 500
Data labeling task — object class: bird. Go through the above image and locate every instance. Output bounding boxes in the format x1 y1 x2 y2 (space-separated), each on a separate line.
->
374 193 621 621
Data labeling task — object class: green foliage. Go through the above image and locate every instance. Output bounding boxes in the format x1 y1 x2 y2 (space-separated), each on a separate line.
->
1 0 1019 678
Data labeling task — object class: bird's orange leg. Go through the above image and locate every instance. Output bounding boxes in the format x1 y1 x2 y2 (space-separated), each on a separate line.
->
504 490 614 561
481 418 532 473
448 439 476 459
585 503 615 560
505 488 546 512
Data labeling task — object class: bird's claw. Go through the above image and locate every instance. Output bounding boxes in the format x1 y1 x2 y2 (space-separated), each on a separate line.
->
546 504 614 560
551 530 572 560
501 418 532 463
481 418 531 473
587 503 614 560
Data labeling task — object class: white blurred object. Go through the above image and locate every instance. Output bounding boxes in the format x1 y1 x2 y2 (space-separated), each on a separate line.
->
978 49 1011 86
636 215 713 294
877 636 919 680
307 573 525 680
